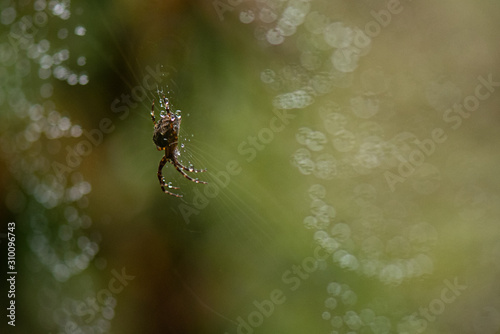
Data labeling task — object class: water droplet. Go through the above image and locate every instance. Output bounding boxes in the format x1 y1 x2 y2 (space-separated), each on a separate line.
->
313 204 334 228
324 297 337 309
38 67 51 80
331 223 350 241
294 128 310 145
332 129 356 152
314 153 337 179
52 3 65 16
70 125 82 137
308 184 326 200
40 54 54 69
293 151 313 174
331 46 360 73
304 11 330 34
370 316 391 334
344 311 362 330
266 27 285 45
301 52 323 71
273 89 314 109
324 22 353 48
320 237 339 253
239 10 255 24
313 230 329 242
322 111 347 135
53 65 69 80
34 11 48 26
379 263 404 285
34 0 47 12
341 289 357 306
78 74 89 85
58 28 68 39
340 254 359 271
327 282 341 296
305 130 327 151
77 56 86 66
356 139 385 169
303 216 317 229
0 7 17 25
291 147 311 165
330 315 343 328
282 0 310 26
277 18 297 37
260 69 276 84
102 306 115 320
67 73 78 85
259 7 277 23
40 83 53 98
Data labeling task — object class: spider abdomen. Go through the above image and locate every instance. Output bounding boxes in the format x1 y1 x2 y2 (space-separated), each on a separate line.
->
153 115 180 150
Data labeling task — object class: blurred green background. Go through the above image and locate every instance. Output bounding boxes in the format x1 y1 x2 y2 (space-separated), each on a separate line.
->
1 0 500 333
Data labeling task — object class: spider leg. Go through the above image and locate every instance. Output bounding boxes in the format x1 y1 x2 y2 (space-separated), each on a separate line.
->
176 161 207 174
162 95 169 111
158 156 182 197
151 100 156 125
173 159 208 184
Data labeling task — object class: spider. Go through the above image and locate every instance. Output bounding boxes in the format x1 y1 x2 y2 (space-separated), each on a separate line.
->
151 95 207 197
